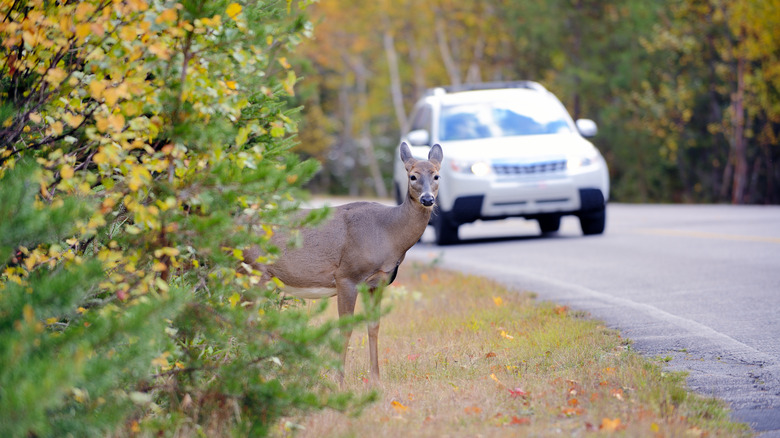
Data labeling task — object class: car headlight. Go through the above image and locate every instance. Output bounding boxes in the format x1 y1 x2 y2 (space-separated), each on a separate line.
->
450 160 493 176
566 153 599 170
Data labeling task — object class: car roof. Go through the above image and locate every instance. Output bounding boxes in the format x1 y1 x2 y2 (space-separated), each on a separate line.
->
430 88 546 106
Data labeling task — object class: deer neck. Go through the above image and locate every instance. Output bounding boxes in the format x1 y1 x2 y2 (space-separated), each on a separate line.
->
390 192 433 251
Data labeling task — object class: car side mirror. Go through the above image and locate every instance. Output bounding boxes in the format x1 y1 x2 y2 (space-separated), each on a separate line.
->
576 119 598 138
407 129 431 146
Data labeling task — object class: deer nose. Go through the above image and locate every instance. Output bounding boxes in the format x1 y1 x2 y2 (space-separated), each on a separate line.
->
420 193 435 207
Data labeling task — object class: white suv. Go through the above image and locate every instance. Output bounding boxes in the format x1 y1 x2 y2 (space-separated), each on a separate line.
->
393 81 610 245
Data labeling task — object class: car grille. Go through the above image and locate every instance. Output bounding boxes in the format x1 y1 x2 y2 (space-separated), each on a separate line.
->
492 159 567 176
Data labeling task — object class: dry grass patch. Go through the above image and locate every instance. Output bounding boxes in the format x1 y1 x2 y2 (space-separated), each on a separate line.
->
277 263 751 437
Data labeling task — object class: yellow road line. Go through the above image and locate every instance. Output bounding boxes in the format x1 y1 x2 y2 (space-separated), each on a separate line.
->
637 228 780 244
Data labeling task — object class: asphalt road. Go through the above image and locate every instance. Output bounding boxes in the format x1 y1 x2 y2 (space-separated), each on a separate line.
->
405 203 780 436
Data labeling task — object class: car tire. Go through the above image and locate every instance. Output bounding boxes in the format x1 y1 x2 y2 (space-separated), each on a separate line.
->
433 209 459 245
394 182 403 205
537 214 561 234
579 206 606 235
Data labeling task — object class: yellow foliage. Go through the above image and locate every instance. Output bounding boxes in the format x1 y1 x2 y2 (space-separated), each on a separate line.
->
226 3 242 20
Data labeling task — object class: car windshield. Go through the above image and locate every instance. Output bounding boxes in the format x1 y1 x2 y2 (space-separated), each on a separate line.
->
438 96 574 141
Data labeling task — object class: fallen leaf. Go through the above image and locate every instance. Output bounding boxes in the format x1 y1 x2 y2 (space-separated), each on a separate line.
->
407 354 420 361
500 330 514 339
485 351 497 358
510 416 530 425
600 417 621 432
568 398 579 406
493 296 503 306
391 400 408 413
464 405 482 415
509 387 527 398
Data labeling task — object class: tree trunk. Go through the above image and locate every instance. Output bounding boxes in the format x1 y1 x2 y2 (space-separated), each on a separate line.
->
350 56 389 198
465 36 484 84
384 31 407 134
408 37 428 98
338 78 359 196
435 16 461 86
731 27 747 204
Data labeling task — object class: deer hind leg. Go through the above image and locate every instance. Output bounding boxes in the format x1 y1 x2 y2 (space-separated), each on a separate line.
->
367 286 383 382
336 279 359 387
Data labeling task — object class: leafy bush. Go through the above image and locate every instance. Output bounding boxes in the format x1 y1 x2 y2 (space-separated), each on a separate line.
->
0 0 368 435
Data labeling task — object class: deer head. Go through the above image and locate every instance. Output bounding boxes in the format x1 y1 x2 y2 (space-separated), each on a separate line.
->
400 142 443 208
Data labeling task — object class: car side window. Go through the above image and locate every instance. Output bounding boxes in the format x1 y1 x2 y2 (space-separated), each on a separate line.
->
410 105 432 132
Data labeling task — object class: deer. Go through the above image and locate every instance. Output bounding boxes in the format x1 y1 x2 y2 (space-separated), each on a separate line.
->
243 142 443 384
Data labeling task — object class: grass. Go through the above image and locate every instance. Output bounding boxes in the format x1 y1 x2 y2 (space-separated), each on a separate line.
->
277 263 752 437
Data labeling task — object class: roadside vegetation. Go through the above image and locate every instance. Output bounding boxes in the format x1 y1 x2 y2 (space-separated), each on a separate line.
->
285 264 752 437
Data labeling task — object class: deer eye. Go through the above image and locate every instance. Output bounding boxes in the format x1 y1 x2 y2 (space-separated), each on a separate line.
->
410 175 417 181
433 175 440 180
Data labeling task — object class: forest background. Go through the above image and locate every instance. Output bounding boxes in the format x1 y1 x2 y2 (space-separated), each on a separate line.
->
294 0 780 204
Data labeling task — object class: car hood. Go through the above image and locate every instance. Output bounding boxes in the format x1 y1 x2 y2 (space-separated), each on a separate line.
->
435 134 599 162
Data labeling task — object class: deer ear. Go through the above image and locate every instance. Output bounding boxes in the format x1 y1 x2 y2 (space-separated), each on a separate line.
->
400 142 415 166
428 144 443 166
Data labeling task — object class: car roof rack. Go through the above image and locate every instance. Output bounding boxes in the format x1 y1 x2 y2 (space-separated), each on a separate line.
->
425 80 547 96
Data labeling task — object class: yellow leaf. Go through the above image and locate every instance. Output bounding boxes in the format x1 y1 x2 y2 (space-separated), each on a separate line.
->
64 113 84 128
278 57 291 69
74 3 96 20
61 164 74 179
225 80 237 90
600 417 621 432
160 247 180 257
75 23 91 41
89 80 107 100
151 352 170 368
108 113 125 132
127 0 148 12
492 296 503 306
95 115 109 133
28 112 42 123
391 400 408 413
500 330 514 340
119 26 137 41
103 87 120 107
49 121 64 136
45 68 67 86
229 292 241 308
226 3 242 20
282 70 296 96
155 8 178 24
148 43 170 60
46 317 58 324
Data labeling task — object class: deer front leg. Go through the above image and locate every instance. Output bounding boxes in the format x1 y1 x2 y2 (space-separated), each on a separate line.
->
367 287 383 383
336 279 358 387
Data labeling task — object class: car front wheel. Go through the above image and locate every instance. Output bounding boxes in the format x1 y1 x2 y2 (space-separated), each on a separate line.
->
578 206 606 235
433 209 459 245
